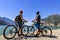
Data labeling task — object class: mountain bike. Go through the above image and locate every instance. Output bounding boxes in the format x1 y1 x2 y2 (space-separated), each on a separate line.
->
3 21 28 39
30 21 52 36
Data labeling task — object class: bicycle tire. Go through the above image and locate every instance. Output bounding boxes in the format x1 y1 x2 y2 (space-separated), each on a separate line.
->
22 25 28 36
41 26 52 36
28 26 35 35
3 25 17 39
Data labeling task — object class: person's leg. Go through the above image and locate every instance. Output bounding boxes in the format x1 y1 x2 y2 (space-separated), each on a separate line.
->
34 24 39 35
20 24 23 35
19 26 21 35
18 22 22 36
37 24 40 35
34 29 38 35
35 24 40 36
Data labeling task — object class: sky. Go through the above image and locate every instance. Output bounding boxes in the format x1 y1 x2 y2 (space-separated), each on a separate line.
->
0 0 60 25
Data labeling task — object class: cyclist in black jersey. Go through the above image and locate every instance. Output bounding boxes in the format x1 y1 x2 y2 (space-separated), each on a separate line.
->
15 10 27 36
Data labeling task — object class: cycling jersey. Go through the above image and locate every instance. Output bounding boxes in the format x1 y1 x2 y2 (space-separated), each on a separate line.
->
15 15 22 22
36 15 41 29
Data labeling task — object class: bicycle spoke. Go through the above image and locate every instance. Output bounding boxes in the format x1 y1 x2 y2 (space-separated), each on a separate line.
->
22 25 28 36
3 25 17 39
29 26 35 35
42 27 52 36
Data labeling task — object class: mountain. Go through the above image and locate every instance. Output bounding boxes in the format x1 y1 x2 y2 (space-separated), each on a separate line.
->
0 17 15 25
0 17 7 25
41 14 60 26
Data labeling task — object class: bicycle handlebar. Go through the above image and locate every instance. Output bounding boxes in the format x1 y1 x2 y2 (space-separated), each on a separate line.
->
32 20 37 23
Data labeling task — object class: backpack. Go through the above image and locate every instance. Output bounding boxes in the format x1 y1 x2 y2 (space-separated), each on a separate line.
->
15 16 19 21
15 15 22 22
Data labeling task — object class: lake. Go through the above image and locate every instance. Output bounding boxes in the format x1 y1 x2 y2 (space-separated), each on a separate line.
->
0 25 7 35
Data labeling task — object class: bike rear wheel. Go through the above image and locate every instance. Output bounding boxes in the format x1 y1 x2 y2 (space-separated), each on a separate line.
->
41 27 52 36
3 25 17 39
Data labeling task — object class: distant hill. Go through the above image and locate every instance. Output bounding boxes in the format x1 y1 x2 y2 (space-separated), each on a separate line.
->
41 14 60 26
0 17 7 25
0 17 15 25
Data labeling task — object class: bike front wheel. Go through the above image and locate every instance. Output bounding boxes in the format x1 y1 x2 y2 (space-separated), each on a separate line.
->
22 25 28 36
3 25 17 39
28 26 35 35
41 26 52 36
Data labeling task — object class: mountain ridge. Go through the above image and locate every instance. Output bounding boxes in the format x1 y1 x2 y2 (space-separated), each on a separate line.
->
0 17 15 25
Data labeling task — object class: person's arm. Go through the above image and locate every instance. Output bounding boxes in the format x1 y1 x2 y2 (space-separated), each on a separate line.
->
21 16 27 22
33 15 38 21
23 19 27 22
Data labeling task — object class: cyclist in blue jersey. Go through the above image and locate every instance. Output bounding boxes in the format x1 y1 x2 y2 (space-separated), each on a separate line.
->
32 11 41 36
